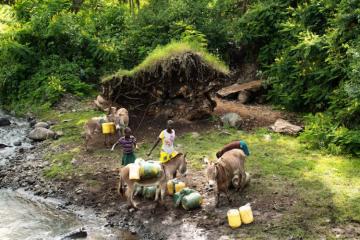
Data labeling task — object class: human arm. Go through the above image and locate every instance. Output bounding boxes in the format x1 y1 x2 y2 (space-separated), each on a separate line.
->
111 142 118 151
133 136 138 150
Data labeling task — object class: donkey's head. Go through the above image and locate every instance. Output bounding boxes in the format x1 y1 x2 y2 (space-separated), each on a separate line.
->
204 157 217 189
180 152 188 176
107 107 128 134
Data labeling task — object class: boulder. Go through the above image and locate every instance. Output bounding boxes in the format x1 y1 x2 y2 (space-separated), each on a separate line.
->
60 227 87 239
0 118 11 126
220 113 243 128
13 141 22 146
0 143 9 148
270 119 303 135
28 127 55 141
34 122 50 129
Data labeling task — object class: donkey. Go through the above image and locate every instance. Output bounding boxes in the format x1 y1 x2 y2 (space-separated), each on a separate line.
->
84 107 129 151
205 149 247 207
118 153 187 209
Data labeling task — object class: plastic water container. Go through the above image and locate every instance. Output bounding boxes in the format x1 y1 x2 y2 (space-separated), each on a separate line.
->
181 192 202 210
167 179 186 195
239 203 254 224
175 181 186 193
143 186 157 200
101 122 115 134
167 179 177 195
129 163 140 180
139 161 161 179
227 209 241 228
173 188 196 207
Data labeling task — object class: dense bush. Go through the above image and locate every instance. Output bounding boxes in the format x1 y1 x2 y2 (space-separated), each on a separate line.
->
0 0 359 155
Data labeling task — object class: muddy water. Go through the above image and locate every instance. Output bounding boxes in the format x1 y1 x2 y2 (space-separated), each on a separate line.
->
0 110 136 240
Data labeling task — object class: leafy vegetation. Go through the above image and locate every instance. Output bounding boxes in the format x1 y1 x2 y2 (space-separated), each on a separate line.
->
0 0 359 155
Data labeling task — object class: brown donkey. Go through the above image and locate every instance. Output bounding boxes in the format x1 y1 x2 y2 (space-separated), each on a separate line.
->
84 107 129 150
118 153 187 209
205 149 247 207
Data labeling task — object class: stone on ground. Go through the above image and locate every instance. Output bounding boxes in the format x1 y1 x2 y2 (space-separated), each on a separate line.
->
34 122 50 129
270 119 302 135
0 117 11 126
28 127 56 141
220 113 243 128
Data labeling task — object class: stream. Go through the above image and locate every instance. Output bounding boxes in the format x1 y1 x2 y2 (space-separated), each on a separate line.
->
0 110 136 240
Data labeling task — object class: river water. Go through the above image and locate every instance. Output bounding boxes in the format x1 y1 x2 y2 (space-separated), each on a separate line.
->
0 110 136 240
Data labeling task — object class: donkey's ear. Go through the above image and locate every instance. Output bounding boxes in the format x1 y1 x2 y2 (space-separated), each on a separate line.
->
183 152 188 159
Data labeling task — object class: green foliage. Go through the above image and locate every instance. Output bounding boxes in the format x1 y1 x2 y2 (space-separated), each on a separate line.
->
0 1 127 112
300 113 360 156
1 0 359 155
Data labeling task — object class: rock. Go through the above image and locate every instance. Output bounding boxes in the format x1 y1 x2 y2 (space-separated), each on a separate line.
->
60 227 87 239
270 119 303 135
263 134 272 142
28 127 56 141
0 143 9 148
34 122 50 129
237 90 251 104
55 131 64 137
220 113 242 128
0 117 11 126
13 141 22 146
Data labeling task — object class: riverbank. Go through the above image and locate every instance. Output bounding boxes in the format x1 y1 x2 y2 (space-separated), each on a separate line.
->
1 98 360 239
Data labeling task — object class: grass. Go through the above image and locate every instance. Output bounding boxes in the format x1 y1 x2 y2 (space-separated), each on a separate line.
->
35 106 360 238
102 41 230 82
40 109 103 178
140 127 360 238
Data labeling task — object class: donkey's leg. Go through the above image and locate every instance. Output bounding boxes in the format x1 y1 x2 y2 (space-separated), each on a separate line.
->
215 191 220 207
155 185 160 202
160 183 167 205
239 170 247 191
225 188 232 204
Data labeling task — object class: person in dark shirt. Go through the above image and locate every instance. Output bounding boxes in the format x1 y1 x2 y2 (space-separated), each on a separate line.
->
111 127 137 166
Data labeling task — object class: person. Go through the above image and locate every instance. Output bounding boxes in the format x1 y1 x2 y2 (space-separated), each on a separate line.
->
111 127 137 166
147 120 177 163
216 140 250 159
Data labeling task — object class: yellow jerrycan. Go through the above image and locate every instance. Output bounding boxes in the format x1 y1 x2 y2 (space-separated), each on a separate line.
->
239 203 254 224
129 163 140 180
227 209 241 228
175 181 186 193
167 179 186 195
101 122 115 134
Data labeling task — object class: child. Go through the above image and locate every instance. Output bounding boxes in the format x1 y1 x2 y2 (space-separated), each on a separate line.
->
111 127 137 166
147 120 177 163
